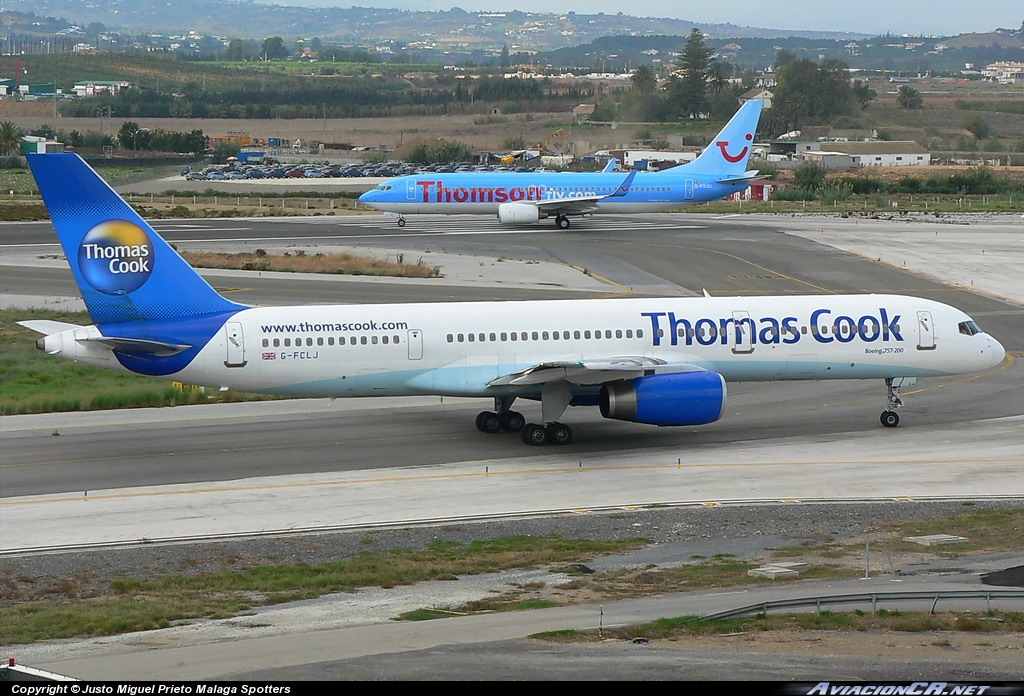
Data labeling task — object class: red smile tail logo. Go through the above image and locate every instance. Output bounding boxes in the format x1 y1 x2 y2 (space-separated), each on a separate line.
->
716 139 749 163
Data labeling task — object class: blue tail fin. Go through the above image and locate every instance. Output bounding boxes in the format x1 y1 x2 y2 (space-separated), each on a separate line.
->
28 153 247 326
682 99 764 175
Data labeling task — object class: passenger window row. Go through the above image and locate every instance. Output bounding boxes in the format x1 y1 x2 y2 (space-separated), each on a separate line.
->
261 335 402 348
446 328 643 343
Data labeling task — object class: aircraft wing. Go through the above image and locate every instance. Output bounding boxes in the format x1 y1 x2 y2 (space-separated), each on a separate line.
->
534 196 603 216
531 169 638 217
488 356 707 387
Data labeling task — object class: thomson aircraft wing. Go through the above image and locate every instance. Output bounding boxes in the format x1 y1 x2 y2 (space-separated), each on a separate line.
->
526 169 638 219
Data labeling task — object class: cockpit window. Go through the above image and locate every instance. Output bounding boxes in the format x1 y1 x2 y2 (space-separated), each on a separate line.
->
958 320 982 336
376 184 391 191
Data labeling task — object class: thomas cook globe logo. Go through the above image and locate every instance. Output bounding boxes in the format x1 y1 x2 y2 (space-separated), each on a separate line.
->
78 220 154 295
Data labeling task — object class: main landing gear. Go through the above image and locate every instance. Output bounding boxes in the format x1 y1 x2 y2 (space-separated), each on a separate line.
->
554 214 570 229
475 389 574 446
880 376 915 428
520 421 572 446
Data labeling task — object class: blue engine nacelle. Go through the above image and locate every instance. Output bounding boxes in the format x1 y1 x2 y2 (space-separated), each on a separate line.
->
599 371 727 426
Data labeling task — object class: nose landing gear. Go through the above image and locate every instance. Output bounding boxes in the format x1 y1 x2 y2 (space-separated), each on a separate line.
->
880 376 916 428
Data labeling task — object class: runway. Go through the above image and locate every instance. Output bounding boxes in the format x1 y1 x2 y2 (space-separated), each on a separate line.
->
1 211 1022 680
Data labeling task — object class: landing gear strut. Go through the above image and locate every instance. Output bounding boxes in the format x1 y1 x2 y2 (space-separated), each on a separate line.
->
520 381 573 446
555 215 570 229
397 216 406 227
880 377 915 428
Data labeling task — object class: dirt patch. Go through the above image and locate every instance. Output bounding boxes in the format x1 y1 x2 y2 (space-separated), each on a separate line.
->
0 101 581 153
649 630 1023 666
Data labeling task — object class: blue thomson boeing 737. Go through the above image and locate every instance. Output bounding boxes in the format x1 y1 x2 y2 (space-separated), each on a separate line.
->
359 98 765 228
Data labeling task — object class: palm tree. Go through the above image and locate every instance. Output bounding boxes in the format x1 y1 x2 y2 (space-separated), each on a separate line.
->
707 61 731 97
630 64 658 96
0 121 23 156
896 85 923 110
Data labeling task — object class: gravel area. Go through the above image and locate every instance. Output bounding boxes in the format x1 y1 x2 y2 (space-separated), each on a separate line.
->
4 500 1024 679
6 499 1023 614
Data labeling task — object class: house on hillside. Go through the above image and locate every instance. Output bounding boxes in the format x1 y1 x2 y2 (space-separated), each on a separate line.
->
738 88 773 109
71 80 133 97
982 61 1024 84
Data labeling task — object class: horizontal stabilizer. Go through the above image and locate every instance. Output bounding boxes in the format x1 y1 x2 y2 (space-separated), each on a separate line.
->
17 320 82 335
82 336 193 357
717 170 763 185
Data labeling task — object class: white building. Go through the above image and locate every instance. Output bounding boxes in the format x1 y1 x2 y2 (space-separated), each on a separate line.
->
71 80 133 97
801 141 931 168
982 61 1024 84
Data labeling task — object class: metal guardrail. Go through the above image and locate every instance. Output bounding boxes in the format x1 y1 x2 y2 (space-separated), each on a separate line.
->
695 590 1024 622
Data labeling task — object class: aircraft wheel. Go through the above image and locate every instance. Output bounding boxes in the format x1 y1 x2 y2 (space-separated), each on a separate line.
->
556 215 570 229
880 410 900 428
521 423 548 445
500 410 525 432
546 422 572 445
475 411 501 433
397 217 406 227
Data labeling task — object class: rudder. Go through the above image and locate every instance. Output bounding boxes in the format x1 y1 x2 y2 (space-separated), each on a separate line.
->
681 99 764 175
28 153 246 326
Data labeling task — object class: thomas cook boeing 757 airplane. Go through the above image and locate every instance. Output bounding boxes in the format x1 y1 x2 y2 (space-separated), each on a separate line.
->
359 98 764 228
20 154 1004 445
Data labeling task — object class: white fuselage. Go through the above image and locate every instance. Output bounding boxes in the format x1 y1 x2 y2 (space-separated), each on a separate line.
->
133 294 1004 399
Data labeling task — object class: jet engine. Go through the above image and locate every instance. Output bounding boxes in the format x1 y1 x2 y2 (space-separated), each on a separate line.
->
599 371 726 426
497 202 540 225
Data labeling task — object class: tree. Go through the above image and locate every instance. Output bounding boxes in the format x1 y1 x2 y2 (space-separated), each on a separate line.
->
260 36 290 61
773 58 856 124
773 48 797 71
224 38 254 62
707 61 731 97
960 112 991 140
629 64 658 96
773 59 818 127
851 80 877 110
816 59 852 116
669 28 713 118
118 121 143 151
0 121 23 156
793 161 829 192
896 85 923 109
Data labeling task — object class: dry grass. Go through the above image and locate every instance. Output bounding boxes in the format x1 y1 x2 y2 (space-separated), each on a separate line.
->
180 248 441 278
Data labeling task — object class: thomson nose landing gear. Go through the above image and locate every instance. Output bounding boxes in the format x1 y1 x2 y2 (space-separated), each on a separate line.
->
397 216 406 227
881 376 917 428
